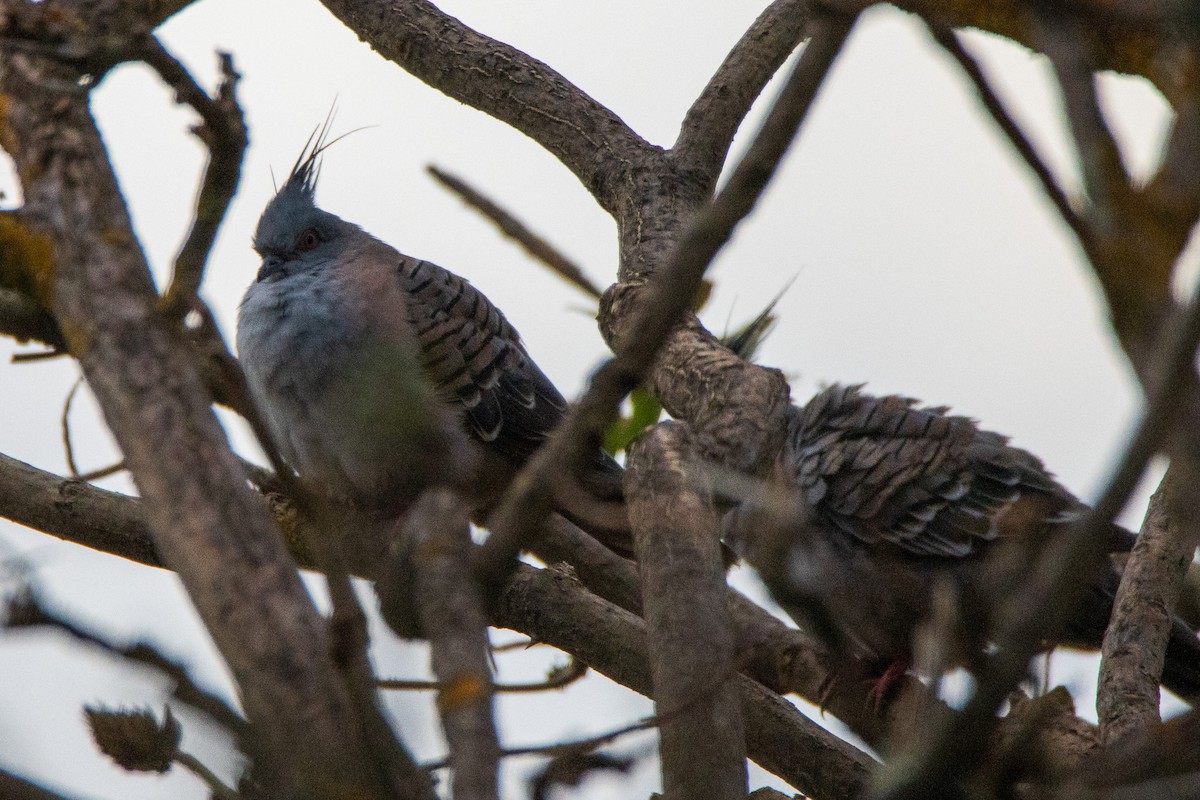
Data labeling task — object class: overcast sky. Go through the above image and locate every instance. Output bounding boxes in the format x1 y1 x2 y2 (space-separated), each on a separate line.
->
0 1 1183 798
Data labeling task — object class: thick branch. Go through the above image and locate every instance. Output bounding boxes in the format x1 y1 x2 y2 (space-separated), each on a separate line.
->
403 489 499 800
0 452 160 567
604 9 856 474
673 0 811 184
626 422 746 800
495 562 875 799
0 17 428 798
1098 471 1198 743
1082 708 1200 794
0 462 902 754
5 455 883 794
316 0 650 215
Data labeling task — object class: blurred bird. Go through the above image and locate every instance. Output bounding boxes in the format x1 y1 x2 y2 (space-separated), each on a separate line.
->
236 127 630 569
737 383 1200 705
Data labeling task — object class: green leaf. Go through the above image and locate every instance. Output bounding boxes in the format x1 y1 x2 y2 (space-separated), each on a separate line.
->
603 389 663 454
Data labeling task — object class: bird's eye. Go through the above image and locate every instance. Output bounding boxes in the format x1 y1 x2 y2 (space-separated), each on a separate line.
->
296 229 321 253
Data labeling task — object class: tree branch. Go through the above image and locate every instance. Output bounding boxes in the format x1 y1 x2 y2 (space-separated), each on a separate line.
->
535 512 900 749
316 0 651 216
0 448 895 796
426 164 602 299
7 590 248 742
0 770 80 800
401 489 499 800
626 422 747 799
873 245 1200 800
604 7 855 474
888 0 1178 100
0 452 160 567
1097 470 1197 743
920 17 1094 257
0 7 429 796
673 0 811 184
0 455 904 756
136 39 247 319
1081 706 1200 794
494 562 876 798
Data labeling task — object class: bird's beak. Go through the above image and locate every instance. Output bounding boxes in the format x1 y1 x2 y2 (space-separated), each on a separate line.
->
256 255 286 283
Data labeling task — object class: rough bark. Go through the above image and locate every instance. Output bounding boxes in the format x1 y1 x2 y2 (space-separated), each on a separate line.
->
495 562 876 799
626 422 748 800
0 5 430 797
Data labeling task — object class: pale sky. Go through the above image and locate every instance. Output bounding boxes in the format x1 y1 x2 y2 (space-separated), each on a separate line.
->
0 1 1181 798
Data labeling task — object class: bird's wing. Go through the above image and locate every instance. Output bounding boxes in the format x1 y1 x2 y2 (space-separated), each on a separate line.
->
395 256 570 464
787 384 1070 558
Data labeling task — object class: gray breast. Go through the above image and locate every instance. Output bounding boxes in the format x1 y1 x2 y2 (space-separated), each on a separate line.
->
238 268 445 511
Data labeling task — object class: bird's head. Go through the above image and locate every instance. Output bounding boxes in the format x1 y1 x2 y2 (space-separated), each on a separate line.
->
252 125 356 284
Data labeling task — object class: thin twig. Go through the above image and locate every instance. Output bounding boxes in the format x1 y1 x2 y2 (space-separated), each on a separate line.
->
137 39 247 319
421 623 789 773
173 751 240 800
60 376 83 477
379 655 587 693
10 349 66 362
5 591 248 739
59 373 127 482
921 18 1095 257
423 716 654 771
426 164 602 299
71 462 127 482
1039 15 1131 217
490 636 538 653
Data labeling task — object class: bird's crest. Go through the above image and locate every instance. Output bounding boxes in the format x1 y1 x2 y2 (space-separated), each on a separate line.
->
276 111 337 201
274 108 371 201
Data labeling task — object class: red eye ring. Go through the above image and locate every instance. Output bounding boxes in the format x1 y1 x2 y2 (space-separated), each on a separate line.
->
296 229 320 253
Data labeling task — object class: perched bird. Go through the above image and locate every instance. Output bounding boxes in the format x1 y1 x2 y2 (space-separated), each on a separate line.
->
738 383 1200 704
236 129 629 569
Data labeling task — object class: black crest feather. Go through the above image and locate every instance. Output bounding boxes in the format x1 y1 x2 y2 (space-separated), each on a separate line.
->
280 110 337 199
277 107 371 200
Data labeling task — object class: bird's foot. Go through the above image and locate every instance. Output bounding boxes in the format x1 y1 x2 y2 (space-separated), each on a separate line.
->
865 658 909 713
